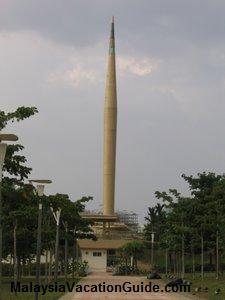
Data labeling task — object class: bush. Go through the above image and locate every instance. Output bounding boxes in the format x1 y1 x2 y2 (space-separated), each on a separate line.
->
68 260 89 277
113 264 132 275
113 262 141 275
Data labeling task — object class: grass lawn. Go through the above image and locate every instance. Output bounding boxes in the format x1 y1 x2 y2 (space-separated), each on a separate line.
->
164 273 225 300
2 276 80 300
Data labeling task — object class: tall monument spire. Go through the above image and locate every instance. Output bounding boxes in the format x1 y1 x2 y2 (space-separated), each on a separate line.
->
103 17 117 216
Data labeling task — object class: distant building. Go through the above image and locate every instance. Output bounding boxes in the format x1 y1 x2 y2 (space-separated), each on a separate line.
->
78 239 132 272
117 210 138 227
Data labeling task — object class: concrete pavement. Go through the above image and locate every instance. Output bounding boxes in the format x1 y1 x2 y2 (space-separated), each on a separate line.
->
60 272 196 300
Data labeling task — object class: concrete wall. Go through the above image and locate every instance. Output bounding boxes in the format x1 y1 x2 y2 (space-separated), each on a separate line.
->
81 249 107 272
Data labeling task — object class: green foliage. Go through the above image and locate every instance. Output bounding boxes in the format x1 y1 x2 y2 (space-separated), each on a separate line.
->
0 106 38 182
68 260 89 276
144 203 166 243
0 106 38 130
144 172 225 276
3 179 96 269
41 194 95 253
118 241 145 273
119 241 145 258
3 183 38 261
113 262 133 275
0 106 96 281
3 144 32 182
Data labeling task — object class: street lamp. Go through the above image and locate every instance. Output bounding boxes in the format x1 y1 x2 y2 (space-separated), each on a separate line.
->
0 133 18 298
30 179 52 300
50 206 61 282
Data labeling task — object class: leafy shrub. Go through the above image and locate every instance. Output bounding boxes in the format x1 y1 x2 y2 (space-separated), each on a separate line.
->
68 260 89 277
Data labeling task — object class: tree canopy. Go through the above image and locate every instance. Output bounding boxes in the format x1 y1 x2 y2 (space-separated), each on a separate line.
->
144 172 225 277
0 107 96 276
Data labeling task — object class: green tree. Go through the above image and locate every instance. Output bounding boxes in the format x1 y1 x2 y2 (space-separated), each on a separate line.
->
0 107 38 286
119 241 145 272
0 106 38 183
182 172 225 279
41 194 96 280
144 172 225 279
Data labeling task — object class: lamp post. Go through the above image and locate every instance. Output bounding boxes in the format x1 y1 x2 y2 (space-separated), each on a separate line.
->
151 231 155 272
0 133 18 299
30 179 52 300
50 206 61 282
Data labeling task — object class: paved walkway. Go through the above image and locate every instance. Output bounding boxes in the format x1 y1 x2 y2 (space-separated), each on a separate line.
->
60 272 196 300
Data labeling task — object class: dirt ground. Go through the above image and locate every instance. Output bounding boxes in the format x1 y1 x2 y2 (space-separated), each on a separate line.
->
60 272 196 300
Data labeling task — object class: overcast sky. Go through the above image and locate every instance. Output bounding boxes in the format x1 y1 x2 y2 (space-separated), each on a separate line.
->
1 0 225 222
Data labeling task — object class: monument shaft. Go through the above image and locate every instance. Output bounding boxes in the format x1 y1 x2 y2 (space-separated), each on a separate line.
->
103 18 117 215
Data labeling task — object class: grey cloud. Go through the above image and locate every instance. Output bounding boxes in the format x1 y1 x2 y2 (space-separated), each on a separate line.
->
0 1 224 50
0 0 224 222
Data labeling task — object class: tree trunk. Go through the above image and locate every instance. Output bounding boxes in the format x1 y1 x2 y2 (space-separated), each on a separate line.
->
54 224 60 282
221 253 224 276
176 252 179 276
192 246 195 280
173 251 176 274
151 235 154 271
179 253 181 276
21 260 23 279
209 252 212 265
216 230 219 279
22 259 26 278
201 233 204 281
13 221 17 293
169 252 172 273
165 249 168 275
48 248 53 282
72 229 76 280
76 239 79 261
181 233 185 278
10 255 13 277
125 258 128 275
28 258 31 277
17 258 21 280
64 223 68 281
45 251 48 283
175 253 178 275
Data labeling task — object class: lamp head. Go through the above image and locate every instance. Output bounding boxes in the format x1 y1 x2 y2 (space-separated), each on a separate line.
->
0 133 18 142
29 179 52 184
